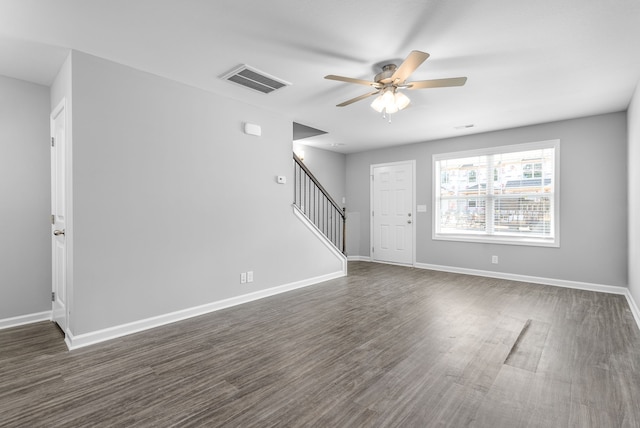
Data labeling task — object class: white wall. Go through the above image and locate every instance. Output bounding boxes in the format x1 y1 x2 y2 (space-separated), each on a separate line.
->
69 51 343 335
346 113 628 287
628 83 640 303
0 75 51 320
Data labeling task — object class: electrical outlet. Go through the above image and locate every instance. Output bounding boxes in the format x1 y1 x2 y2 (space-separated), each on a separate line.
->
240 272 247 283
247 271 254 283
492 255 499 264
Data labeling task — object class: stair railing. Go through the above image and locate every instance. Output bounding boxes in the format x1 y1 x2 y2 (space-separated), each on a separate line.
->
293 154 346 254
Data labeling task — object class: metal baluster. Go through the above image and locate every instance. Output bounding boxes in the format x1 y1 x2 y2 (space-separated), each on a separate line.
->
292 153 346 254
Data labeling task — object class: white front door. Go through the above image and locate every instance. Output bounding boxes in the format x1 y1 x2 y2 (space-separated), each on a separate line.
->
51 100 67 332
371 161 415 265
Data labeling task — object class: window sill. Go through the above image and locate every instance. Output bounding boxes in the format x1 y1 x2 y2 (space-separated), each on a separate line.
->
432 233 559 248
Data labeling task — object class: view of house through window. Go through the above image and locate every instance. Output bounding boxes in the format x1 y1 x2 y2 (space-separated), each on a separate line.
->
433 140 559 246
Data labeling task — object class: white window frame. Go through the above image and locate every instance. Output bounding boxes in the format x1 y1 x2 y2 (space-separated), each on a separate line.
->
432 139 560 247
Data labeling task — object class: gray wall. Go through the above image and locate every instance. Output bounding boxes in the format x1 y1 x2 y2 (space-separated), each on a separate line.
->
346 113 628 287
68 51 342 335
293 142 346 206
629 83 640 302
0 75 51 319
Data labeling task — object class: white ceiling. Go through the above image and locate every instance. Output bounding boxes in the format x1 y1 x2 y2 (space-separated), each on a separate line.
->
1 0 639 153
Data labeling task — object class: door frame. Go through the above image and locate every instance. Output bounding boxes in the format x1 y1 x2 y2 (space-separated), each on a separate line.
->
51 98 68 335
369 160 416 266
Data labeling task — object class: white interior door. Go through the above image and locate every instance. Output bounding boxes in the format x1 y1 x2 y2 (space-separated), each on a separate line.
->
51 100 67 332
371 161 414 265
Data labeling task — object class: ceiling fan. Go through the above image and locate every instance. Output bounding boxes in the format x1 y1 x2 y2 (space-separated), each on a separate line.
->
324 50 466 120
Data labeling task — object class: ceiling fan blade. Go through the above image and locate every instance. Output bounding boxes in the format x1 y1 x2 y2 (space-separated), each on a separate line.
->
336 91 380 107
325 74 380 87
408 77 467 89
390 50 430 83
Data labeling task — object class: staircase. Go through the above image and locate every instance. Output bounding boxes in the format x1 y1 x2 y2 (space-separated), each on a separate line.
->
293 154 346 254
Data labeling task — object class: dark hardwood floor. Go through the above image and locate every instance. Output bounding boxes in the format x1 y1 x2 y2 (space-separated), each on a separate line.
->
2 262 640 427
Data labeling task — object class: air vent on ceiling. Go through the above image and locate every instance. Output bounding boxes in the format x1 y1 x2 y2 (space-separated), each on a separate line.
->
220 65 291 94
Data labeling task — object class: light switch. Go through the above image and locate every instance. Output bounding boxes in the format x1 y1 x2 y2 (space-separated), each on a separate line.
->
417 204 427 212
277 175 286 184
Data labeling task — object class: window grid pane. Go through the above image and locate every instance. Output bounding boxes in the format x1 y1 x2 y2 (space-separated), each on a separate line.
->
493 195 552 236
438 197 486 233
434 142 557 245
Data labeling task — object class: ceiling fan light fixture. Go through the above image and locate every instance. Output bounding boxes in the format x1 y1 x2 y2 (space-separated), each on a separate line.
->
370 88 410 116
370 94 386 112
381 89 395 106
394 91 411 110
384 100 400 114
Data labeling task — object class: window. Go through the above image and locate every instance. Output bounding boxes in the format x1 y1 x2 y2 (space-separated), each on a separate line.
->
433 140 559 247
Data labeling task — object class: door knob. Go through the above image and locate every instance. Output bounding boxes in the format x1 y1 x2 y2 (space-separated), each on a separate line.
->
53 229 65 236
407 220 412 224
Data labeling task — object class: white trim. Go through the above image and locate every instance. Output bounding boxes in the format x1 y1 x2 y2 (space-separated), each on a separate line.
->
414 261 640 331
66 270 345 350
624 290 640 329
292 204 348 273
67 205 348 350
0 311 52 330
50 97 70 337
432 139 560 248
414 262 627 295
50 98 66 126
369 259 415 268
370 160 416 266
347 255 371 262
431 234 559 248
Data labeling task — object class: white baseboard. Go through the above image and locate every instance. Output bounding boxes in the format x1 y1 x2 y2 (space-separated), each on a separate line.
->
414 262 640 332
347 255 371 262
66 270 346 350
414 262 628 295
0 310 52 330
624 290 640 329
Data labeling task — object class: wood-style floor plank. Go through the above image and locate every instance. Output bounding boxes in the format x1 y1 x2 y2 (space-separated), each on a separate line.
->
1 261 640 427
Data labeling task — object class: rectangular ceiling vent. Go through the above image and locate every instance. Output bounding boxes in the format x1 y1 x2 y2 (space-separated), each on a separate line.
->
220 65 291 94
